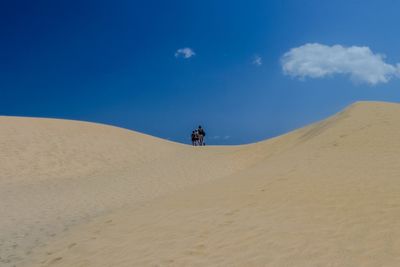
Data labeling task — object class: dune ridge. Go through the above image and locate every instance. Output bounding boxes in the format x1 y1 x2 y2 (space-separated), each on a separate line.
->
2 101 400 266
0 117 259 266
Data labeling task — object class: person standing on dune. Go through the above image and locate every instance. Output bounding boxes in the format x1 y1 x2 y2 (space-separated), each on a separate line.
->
197 125 206 146
191 130 198 146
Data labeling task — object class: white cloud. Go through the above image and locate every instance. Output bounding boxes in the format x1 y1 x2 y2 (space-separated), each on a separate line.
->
175 47 195 59
223 135 231 140
281 43 400 85
252 55 262 66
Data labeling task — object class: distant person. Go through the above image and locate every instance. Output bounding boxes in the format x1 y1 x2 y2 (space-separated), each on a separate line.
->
197 125 206 146
191 130 199 146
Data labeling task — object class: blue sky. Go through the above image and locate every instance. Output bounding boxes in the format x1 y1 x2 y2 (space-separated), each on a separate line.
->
1 0 400 145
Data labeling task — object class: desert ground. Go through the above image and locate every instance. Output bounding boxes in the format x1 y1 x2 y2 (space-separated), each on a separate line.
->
2 101 400 266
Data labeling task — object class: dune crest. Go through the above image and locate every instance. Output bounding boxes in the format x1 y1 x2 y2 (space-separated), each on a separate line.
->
0 117 258 266
2 101 400 266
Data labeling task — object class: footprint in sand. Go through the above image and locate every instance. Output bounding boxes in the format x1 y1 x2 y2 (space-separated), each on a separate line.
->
67 243 77 249
49 256 63 264
224 209 239 216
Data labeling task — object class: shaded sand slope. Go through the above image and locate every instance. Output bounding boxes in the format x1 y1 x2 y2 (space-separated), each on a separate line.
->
1 117 283 266
23 101 400 266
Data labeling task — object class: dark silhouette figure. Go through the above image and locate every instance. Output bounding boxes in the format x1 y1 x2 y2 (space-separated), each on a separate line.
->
191 130 199 146
197 126 206 146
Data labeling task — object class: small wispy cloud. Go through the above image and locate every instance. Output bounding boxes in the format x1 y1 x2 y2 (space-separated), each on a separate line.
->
223 135 231 140
175 47 196 59
281 43 400 85
252 55 262 66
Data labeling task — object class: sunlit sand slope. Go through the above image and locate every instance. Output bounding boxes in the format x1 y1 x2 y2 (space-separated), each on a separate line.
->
3 101 400 266
0 117 266 266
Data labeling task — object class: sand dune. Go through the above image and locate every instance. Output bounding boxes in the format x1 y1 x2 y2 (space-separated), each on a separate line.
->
2 101 400 266
0 118 260 266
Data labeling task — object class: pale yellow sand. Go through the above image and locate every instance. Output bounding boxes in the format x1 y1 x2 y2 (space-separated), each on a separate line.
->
2 101 400 266
0 117 259 266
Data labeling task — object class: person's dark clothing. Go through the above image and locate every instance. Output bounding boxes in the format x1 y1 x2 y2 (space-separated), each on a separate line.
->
198 128 205 136
191 131 199 146
197 127 205 146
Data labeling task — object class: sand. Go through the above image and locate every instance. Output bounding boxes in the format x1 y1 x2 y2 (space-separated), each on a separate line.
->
2 101 400 266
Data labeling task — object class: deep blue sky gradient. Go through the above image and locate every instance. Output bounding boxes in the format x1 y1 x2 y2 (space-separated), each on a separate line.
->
1 0 400 144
